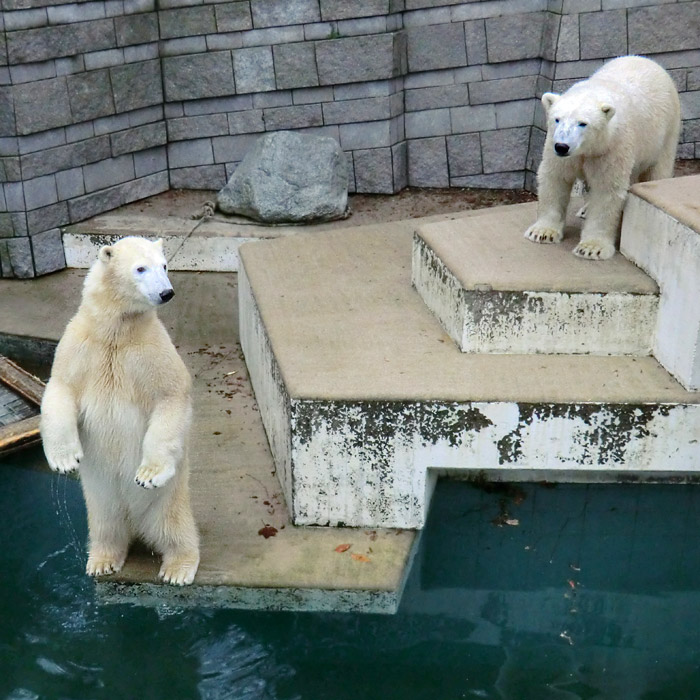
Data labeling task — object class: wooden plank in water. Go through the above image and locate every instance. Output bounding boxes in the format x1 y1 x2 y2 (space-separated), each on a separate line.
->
0 356 45 456
0 356 45 406
0 415 41 455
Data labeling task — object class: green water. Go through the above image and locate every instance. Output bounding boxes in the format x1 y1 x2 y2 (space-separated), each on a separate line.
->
3 448 700 700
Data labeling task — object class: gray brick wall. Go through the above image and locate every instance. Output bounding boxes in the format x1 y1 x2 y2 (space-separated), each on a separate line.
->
1 0 699 277
1 1 168 278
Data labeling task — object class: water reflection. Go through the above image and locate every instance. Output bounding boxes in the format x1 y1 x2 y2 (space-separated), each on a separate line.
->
194 626 297 700
401 480 700 699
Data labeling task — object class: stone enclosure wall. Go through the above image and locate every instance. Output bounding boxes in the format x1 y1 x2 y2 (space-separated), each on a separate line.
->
1 0 700 277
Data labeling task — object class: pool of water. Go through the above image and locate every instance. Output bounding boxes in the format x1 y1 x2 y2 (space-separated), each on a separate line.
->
3 448 700 699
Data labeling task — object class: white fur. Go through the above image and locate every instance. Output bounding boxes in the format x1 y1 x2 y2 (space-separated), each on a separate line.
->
525 56 681 260
41 237 199 586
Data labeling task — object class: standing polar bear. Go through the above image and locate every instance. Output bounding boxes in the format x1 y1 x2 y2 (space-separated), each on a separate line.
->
41 237 199 585
525 55 680 260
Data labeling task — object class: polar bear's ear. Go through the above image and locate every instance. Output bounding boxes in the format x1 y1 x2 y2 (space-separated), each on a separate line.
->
601 103 615 120
154 238 163 249
98 246 113 264
541 93 560 112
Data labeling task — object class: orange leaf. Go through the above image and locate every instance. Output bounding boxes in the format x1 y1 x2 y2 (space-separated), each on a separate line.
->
335 544 351 553
351 554 371 563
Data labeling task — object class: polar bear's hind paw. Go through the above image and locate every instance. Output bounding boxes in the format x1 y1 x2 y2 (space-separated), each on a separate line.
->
524 224 564 244
573 239 615 260
159 556 199 586
86 551 125 577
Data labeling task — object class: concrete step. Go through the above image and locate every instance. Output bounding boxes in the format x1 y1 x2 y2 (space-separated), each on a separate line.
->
413 203 659 355
239 215 700 531
622 174 700 391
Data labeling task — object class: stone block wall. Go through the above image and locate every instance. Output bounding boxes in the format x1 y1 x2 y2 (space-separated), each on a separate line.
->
1 0 699 277
1 0 168 278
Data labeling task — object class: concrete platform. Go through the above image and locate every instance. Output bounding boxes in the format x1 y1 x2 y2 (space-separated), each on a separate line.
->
413 203 659 355
0 270 416 613
622 175 700 391
239 212 700 530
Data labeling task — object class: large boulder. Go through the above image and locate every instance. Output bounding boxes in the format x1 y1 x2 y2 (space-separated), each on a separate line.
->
217 131 348 223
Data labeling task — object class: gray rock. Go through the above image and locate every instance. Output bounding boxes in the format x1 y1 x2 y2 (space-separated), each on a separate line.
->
217 131 348 223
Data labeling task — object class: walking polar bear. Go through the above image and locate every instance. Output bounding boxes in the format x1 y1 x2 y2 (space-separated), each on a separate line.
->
525 55 680 260
41 237 199 585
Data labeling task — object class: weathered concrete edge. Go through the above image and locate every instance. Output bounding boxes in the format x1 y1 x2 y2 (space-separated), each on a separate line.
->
63 231 253 272
413 232 657 355
630 177 700 235
238 252 297 520
411 231 466 348
621 194 700 391
288 398 700 529
95 581 402 614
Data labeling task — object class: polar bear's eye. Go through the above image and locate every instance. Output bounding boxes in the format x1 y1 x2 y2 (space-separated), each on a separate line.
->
137 266 146 274
554 118 560 123
578 122 588 127
163 264 167 271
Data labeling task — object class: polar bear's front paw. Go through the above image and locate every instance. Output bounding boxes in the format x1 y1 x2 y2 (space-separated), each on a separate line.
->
524 223 564 244
45 439 83 475
86 550 126 577
159 554 199 586
573 239 616 260
135 460 176 489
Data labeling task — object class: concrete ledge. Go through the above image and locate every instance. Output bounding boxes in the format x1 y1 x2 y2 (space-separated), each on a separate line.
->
622 175 700 391
62 215 277 272
413 203 658 355
97 581 403 614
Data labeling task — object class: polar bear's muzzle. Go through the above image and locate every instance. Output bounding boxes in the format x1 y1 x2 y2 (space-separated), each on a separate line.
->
159 288 175 304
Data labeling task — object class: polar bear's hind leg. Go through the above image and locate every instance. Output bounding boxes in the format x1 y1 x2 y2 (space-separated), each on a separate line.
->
140 486 200 586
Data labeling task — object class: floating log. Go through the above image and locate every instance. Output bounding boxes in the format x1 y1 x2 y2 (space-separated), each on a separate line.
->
0 356 45 405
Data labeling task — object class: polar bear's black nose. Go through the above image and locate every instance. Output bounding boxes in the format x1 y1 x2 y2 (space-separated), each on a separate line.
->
160 289 175 303
554 142 570 156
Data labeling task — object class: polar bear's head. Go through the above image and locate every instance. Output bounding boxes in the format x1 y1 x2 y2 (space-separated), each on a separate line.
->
92 236 174 312
541 91 615 158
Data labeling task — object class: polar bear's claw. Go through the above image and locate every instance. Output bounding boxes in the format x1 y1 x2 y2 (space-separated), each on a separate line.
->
159 556 199 586
573 239 615 260
86 552 125 577
524 224 564 244
135 461 176 489
46 441 83 475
